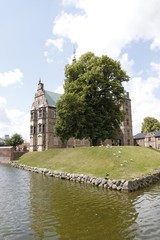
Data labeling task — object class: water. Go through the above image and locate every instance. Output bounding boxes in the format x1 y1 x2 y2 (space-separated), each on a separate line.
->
0 164 160 240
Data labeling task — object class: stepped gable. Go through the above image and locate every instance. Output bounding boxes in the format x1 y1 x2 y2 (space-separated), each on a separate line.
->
30 80 62 151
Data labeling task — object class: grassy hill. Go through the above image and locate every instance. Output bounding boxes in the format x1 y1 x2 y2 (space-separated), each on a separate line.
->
16 146 160 180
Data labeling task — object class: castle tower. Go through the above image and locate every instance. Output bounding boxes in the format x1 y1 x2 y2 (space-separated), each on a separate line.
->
119 92 133 145
30 81 61 151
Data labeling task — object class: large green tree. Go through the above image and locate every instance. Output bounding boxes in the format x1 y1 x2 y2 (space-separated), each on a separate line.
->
141 117 160 133
55 52 129 146
5 133 24 150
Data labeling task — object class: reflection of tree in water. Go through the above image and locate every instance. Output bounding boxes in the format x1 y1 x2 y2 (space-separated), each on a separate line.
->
29 172 140 240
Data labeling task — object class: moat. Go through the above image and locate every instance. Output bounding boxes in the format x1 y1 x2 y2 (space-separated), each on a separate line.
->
0 164 160 239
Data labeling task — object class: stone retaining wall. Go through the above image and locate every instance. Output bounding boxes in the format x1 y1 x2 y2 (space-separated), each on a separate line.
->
11 163 160 192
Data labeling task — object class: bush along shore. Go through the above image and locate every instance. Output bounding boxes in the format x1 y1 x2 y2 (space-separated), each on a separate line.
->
11 162 160 192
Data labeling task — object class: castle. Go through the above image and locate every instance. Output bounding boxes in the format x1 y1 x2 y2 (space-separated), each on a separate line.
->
134 131 160 149
30 81 133 151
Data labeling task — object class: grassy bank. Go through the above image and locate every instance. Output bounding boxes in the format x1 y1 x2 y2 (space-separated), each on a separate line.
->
16 146 160 180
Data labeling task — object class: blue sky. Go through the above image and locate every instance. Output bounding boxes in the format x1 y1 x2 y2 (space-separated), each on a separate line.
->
1 0 160 141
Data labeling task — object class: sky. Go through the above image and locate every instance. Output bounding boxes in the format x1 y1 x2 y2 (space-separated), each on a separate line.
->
1 0 160 142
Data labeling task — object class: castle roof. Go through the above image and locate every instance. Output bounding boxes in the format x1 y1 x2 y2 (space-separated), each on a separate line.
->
133 133 144 139
152 130 160 137
44 90 62 107
134 130 160 139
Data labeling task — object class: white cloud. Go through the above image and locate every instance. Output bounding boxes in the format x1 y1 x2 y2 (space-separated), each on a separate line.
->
0 97 6 106
0 108 30 141
44 51 53 63
150 37 160 51
0 69 23 87
54 85 64 94
0 107 11 126
122 57 160 135
0 100 10 132
50 0 160 135
124 75 160 134
45 38 64 51
62 0 78 6
0 69 28 139
52 0 160 58
150 62 160 76
119 53 135 77
7 110 30 141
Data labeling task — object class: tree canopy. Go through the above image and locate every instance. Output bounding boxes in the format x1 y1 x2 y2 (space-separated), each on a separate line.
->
55 52 129 146
5 133 24 150
141 117 160 133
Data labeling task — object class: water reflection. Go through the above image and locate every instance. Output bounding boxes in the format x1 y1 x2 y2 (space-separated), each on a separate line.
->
29 173 139 240
0 165 34 240
0 164 160 240
131 185 160 240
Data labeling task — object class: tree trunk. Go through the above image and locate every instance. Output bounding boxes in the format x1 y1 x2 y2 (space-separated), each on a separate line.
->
91 138 101 146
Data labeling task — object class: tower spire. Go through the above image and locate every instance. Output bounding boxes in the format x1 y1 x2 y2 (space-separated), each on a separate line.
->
38 79 44 91
72 44 76 62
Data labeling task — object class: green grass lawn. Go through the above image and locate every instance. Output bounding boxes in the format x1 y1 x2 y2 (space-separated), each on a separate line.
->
16 146 160 180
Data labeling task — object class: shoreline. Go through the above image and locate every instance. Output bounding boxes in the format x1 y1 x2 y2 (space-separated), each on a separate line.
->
11 162 160 192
